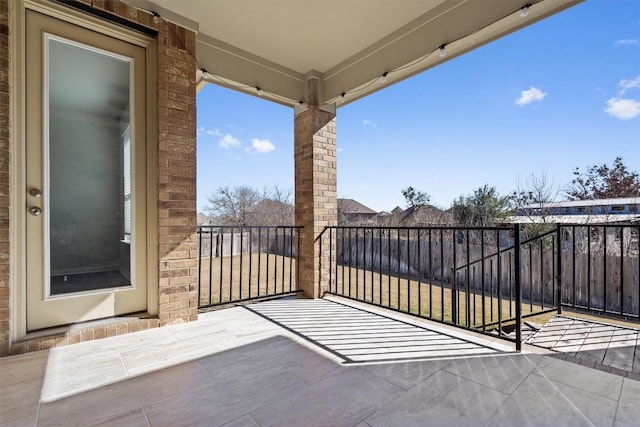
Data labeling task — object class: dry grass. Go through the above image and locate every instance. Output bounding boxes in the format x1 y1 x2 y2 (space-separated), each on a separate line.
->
197 254 640 331
331 265 546 329
198 253 297 307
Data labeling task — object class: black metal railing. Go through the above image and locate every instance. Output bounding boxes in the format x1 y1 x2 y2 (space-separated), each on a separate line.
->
322 223 640 350
322 225 561 349
559 224 640 321
196 222 640 350
197 225 302 309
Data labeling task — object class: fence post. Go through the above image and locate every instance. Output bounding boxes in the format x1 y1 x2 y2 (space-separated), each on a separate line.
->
514 224 522 352
556 224 563 315
450 267 457 325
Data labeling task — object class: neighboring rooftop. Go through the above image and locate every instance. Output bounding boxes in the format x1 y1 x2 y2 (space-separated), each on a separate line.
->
337 198 377 215
522 197 639 209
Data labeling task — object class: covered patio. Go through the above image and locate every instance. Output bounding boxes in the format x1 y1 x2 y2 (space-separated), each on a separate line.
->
5 0 640 425
3 296 640 426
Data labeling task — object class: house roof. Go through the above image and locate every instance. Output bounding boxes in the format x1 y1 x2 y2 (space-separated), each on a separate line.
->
127 0 581 107
197 212 214 225
509 214 640 224
523 197 640 210
338 199 377 215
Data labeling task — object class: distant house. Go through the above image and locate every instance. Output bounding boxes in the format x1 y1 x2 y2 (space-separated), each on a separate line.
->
249 199 294 225
375 204 453 226
197 212 214 225
398 204 454 226
513 197 640 224
391 206 404 215
338 199 378 225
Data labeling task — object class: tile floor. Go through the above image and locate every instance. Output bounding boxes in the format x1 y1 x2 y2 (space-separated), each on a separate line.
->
1 297 640 426
526 315 640 374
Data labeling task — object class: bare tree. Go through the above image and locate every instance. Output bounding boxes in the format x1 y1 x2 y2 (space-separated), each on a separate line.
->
513 172 559 223
205 185 261 225
513 173 559 239
204 185 294 226
251 185 294 225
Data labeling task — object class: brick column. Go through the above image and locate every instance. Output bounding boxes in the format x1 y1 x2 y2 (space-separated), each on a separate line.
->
294 106 337 298
156 20 198 325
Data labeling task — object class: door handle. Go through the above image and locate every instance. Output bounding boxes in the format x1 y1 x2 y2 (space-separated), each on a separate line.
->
29 188 42 198
29 207 42 216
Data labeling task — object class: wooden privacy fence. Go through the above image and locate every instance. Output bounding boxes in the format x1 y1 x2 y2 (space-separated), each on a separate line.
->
332 227 555 310
199 227 297 258
559 225 640 318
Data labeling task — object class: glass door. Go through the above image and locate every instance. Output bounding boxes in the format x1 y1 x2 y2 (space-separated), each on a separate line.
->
26 11 147 330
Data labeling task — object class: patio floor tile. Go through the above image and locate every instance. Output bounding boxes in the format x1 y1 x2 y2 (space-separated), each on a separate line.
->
365 370 509 427
614 378 640 427
250 367 403 427
486 372 618 427
3 297 640 426
442 353 542 394
144 366 307 427
534 356 623 400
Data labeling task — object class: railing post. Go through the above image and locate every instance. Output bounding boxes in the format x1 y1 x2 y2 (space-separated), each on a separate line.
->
514 224 522 352
556 224 563 315
450 267 457 325
197 227 202 308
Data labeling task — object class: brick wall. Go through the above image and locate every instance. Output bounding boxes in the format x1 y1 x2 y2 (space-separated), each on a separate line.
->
1 0 198 356
294 107 337 298
156 17 198 325
0 0 10 357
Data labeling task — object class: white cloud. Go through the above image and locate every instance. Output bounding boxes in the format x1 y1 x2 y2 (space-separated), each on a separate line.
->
515 87 547 106
604 97 640 120
363 119 377 129
206 128 223 136
618 75 640 95
250 138 276 153
614 39 639 46
219 134 241 149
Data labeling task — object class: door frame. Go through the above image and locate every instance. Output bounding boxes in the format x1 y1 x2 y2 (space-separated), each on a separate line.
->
10 0 158 339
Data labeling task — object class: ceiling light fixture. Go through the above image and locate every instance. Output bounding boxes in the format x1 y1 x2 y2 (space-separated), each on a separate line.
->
439 44 447 58
339 92 346 103
380 72 388 83
520 4 531 18
152 12 160 24
256 87 263 96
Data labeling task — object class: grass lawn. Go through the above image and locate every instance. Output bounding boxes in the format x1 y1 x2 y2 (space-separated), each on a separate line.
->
198 253 640 332
198 253 297 307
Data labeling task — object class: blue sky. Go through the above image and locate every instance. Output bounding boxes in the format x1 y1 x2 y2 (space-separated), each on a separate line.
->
196 0 640 213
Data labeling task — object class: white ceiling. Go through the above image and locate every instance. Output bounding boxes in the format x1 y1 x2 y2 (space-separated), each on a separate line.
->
175 0 445 74
129 0 583 107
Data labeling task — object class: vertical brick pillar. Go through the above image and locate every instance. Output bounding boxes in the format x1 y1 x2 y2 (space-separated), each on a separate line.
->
0 0 10 356
156 20 198 325
294 107 337 298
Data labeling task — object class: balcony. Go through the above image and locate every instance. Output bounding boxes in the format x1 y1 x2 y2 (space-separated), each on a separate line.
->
3 224 640 426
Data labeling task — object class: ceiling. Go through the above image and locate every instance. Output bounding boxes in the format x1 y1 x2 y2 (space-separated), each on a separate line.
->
127 0 582 107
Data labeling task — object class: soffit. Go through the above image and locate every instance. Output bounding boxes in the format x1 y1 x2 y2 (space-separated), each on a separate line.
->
131 0 583 107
